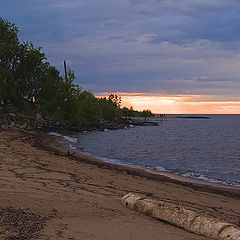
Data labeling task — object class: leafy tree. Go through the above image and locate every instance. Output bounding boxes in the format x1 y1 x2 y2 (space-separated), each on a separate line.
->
98 95 122 122
108 94 122 108
0 17 47 112
121 106 154 119
78 91 102 124
0 18 19 110
141 109 154 120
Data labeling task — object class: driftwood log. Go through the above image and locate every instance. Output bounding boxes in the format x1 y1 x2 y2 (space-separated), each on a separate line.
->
121 193 240 240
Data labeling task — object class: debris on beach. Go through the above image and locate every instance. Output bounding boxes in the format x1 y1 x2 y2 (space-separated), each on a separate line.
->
0 207 46 240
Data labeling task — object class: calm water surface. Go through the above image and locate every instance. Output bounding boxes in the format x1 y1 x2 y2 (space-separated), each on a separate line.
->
64 115 240 188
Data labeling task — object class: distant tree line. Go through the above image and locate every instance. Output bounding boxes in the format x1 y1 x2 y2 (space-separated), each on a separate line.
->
0 18 153 125
122 107 154 118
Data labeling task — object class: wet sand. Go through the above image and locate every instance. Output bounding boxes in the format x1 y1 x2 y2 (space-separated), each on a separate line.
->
0 129 240 239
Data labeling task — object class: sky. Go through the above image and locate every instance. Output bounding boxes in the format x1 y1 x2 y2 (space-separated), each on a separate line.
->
1 0 240 113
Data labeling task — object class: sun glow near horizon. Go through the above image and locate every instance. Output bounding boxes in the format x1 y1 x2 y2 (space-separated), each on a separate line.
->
97 93 240 114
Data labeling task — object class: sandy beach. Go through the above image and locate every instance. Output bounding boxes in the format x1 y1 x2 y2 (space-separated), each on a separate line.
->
0 129 240 239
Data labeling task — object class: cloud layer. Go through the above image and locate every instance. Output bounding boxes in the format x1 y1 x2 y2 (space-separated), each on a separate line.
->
2 0 240 97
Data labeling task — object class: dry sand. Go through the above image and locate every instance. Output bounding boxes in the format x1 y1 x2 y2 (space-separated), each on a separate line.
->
0 128 240 239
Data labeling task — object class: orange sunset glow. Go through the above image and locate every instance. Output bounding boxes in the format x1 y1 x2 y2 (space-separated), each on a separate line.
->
98 93 240 114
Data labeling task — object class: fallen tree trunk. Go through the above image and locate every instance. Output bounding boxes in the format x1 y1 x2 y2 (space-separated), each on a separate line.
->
121 193 240 240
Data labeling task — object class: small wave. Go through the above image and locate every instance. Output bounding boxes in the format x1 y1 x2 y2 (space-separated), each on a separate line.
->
182 172 240 188
49 132 78 143
48 132 63 137
78 150 124 166
63 136 78 143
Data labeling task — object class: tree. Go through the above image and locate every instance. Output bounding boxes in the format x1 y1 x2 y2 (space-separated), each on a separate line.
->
141 109 154 120
108 94 122 108
0 18 19 110
0 17 47 112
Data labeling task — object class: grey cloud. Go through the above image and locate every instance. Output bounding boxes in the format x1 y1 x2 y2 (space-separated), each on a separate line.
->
1 0 240 96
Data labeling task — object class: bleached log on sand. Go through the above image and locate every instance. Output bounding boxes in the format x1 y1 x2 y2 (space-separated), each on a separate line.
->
121 193 240 240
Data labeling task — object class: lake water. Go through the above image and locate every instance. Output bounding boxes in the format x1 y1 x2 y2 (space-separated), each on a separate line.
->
60 115 240 188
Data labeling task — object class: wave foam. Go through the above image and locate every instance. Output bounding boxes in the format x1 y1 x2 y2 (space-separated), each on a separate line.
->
48 132 63 137
182 172 240 188
49 132 78 143
63 136 78 143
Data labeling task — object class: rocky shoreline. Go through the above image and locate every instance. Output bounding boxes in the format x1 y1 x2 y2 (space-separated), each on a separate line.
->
0 112 158 134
